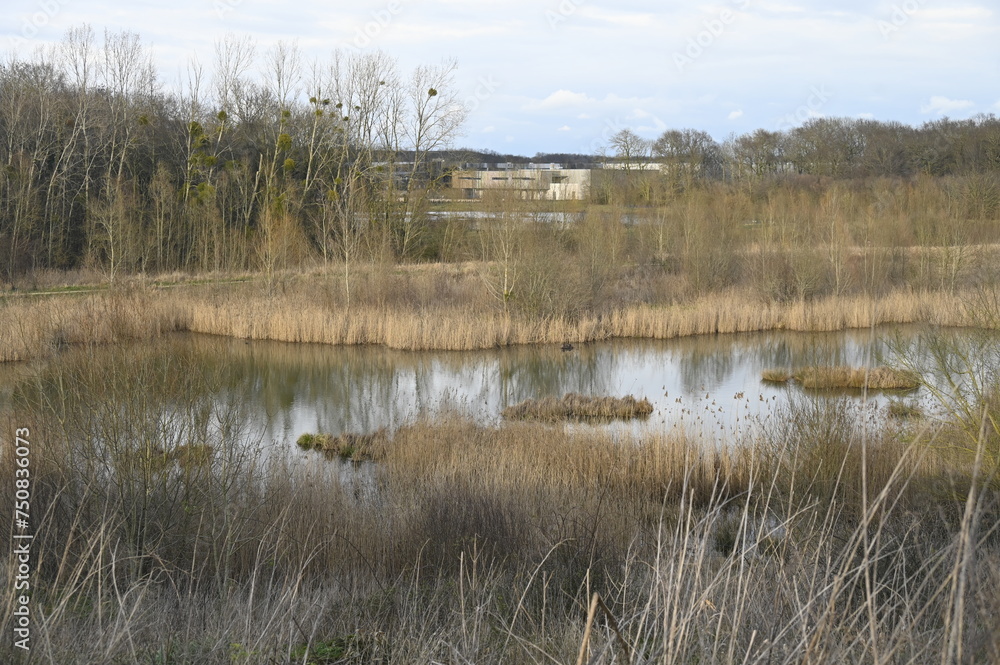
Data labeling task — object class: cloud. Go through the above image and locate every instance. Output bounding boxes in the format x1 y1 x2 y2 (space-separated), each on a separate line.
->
757 3 807 14
523 90 663 114
524 89 595 110
856 112 875 119
11 0 991 156
920 96 975 115
921 8 994 21
627 108 667 133
576 7 660 28
557 125 571 132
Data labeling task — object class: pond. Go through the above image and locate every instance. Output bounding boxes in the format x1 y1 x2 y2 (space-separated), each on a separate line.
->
0 325 952 458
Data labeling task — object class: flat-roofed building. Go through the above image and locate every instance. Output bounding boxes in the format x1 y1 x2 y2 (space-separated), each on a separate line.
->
453 167 590 200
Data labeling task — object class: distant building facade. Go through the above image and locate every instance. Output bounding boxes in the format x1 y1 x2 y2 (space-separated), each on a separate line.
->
452 164 591 201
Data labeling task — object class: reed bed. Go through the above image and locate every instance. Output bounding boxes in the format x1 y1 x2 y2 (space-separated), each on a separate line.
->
0 270 981 363
501 392 654 421
0 288 186 362
794 365 922 390
760 368 792 383
761 365 922 389
1 342 998 663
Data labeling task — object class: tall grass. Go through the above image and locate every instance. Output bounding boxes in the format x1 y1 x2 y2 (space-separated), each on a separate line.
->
0 270 979 363
1 346 998 663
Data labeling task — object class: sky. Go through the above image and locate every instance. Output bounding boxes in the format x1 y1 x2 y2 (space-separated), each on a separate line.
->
2 0 998 156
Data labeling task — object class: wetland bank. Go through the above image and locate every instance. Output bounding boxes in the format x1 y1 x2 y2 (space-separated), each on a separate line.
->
3 305 1000 663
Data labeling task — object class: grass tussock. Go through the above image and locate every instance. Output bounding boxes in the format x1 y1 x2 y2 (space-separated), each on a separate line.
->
761 368 792 383
795 365 922 390
501 392 653 421
296 429 388 461
889 399 924 419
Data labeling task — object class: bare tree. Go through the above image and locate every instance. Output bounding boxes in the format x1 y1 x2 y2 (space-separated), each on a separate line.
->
653 128 721 191
396 59 466 258
608 128 651 173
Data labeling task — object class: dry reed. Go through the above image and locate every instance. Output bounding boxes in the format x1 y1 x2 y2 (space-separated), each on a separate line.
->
761 368 792 383
888 399 924 418
3 348 998 664
0 273 980 363
795 365 921 390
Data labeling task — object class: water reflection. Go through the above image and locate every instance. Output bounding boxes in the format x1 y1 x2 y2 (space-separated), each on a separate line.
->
3 325 945 450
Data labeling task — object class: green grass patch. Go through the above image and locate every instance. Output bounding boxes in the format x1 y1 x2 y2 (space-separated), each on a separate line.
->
502 393 653 421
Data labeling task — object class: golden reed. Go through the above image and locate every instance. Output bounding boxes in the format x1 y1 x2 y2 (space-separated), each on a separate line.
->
0 284 974 363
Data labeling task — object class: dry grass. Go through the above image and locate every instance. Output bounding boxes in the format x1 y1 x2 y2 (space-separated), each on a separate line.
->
761 368 792 383
888 399 924 418
2 341 999 663
501 393 653 421
0 269 980 363
0 287 187 362
795 365 921 390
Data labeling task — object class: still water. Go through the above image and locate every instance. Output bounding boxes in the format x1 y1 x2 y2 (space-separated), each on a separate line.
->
125 327 945 445
2 325 955 455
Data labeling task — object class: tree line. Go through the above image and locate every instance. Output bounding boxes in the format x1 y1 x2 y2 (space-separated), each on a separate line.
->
0 27 465 279
601 116 1000 196
2 25 999 280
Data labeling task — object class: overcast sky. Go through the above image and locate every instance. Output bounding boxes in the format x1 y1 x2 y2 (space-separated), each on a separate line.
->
3 0 997 155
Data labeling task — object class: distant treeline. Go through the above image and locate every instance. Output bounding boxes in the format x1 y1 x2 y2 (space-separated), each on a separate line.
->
1 26 999 279
458 115 1000 181
637 117 998 178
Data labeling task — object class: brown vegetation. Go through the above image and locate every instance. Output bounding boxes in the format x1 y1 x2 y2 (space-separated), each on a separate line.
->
1 341 998 663
3 25 1000 664
0 270 981 363
501 393 653 421
795 365 921 390
762 365 922 390
888 399 924 419
761 368 792 383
